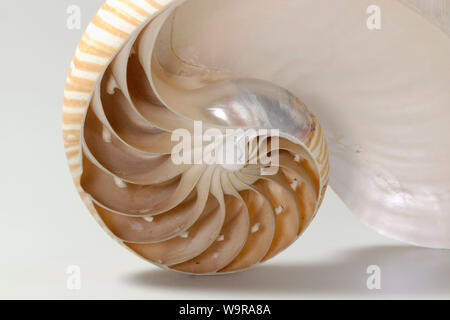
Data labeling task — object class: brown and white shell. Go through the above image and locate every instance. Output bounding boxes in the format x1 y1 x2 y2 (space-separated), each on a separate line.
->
63 0 450 274
63 0 328 274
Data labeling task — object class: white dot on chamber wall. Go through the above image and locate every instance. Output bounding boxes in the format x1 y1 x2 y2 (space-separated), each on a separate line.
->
294 154 301 163
106 76 119 95
114 177 127 188
157 260 163 264
212 253 219 259
290 179 299 191
102 126 112 143
251 223 260 233
275 205 284 215
143 216 154 223
217 234 225 242
179 232 189 239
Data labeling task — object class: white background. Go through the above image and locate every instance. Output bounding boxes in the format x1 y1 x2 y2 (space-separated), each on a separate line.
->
0 0 449 299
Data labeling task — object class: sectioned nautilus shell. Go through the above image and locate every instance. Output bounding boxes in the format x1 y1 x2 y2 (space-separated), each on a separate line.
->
63 0 450 274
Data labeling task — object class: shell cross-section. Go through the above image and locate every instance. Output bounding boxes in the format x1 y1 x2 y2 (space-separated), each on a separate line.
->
63 0 329 274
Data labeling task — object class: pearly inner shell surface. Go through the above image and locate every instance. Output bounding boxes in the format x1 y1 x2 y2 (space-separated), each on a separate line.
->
63 0 450 275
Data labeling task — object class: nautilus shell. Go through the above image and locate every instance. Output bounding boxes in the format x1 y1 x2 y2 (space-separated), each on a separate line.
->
63 0 450 274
